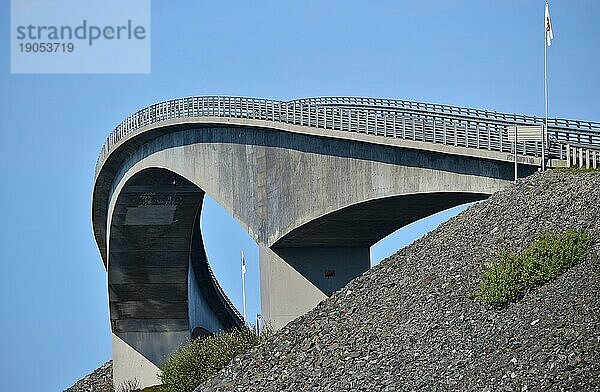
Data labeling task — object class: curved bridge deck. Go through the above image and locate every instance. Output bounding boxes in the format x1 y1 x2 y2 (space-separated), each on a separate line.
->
96 96 600 178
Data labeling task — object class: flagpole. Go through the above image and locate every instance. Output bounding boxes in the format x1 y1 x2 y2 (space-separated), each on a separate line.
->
543 0 549 171
241 250 247 324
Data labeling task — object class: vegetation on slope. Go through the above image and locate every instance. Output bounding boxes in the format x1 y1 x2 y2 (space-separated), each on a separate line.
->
471 230 593 305
160 327 262 392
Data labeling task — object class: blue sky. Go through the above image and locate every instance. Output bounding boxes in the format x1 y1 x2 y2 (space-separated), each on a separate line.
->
0 1 598 390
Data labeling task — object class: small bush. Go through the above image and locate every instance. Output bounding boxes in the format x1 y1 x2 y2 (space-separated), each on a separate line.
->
521 230 592 285
477 253 523 304
472 230 592 306
160 327 261 392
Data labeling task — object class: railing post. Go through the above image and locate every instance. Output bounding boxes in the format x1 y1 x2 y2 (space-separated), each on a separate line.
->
402 118 405 139
292 102 296 125
334 108 338 130
443 121 447 145
586 149 590 169
454 123 457 147
346 108 350 131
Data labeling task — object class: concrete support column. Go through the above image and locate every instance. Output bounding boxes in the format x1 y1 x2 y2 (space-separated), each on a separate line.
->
113 330 189 366
112 333 163 389
259 245 370 329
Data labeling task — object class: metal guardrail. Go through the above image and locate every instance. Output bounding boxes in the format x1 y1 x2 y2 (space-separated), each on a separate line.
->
95 96 600 177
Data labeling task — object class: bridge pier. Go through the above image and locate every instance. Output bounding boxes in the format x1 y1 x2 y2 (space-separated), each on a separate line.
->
106 169 244 389
260 245 370 329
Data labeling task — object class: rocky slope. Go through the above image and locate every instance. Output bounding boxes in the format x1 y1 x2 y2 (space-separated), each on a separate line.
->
64 361 114 392
197 170 600 391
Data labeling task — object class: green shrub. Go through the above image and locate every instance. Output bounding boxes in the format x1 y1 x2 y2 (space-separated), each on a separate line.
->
476 253 522 304
160 327 261 392
472 230 592 306
520 230 592 285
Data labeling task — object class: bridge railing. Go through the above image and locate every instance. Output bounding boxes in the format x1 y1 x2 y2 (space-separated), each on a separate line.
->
205 257 244 324
564 143 600 169
96 96 600 177
289 96 600 132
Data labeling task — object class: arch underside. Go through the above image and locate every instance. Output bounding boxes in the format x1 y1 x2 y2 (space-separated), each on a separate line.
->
273 192 488 248
108 168 242 367
270 192 487 297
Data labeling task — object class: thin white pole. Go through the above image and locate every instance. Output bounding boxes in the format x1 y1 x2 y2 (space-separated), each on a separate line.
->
543 0 548 171
241 250 247 324
514 127 518 182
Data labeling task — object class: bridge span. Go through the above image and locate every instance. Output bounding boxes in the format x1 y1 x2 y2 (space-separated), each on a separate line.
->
92 96 599 387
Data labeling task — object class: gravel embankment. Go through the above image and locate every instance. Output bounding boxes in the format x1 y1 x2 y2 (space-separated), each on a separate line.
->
198 170 600 391
64 361 114 392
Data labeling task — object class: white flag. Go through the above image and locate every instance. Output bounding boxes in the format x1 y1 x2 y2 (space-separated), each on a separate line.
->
545 3 554 46
241 251 246 275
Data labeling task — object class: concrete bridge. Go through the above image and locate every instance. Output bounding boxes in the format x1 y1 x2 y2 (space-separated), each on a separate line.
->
91 96 600 387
